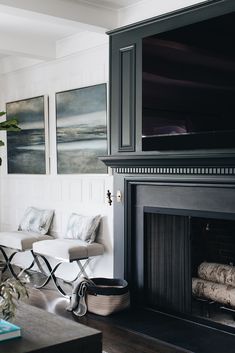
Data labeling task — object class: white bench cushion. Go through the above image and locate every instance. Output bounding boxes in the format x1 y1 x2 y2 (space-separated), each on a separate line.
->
0 231 52 251
33 239 104 262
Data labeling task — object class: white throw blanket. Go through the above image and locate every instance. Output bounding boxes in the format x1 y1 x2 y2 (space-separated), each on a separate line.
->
66 277 95 316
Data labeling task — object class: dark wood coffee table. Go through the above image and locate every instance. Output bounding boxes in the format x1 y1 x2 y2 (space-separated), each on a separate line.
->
0 302 102 353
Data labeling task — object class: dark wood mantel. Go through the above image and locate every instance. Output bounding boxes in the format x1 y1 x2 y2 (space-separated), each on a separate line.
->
101 152 235 178
101 151 235 168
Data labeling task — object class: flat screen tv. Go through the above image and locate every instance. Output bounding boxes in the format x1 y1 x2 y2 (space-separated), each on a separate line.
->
142 12 235 151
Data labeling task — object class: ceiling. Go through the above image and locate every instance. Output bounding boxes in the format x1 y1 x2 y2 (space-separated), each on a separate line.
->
0 0 147 69
0 12 81 42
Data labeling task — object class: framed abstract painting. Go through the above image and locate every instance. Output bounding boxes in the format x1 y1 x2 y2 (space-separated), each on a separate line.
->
6 96 49 174
56 83 107 174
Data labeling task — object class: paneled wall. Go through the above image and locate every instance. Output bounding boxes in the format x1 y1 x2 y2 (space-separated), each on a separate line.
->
0 35 113 280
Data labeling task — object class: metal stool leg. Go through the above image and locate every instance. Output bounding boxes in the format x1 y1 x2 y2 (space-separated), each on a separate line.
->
34 254 69 298
31 250 48 276
17 250 36 276
75 258 91 278
66 258 91 283
0 247 21 279
0 247 36 279
61 258 92 284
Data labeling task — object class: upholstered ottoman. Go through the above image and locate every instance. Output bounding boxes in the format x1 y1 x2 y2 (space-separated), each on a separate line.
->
32 238 104 296
0 231 51 252
33 238 104 262
0 207 54 279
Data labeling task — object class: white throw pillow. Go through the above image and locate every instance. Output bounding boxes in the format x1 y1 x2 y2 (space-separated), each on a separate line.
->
18 207 54 235
66 213 101 243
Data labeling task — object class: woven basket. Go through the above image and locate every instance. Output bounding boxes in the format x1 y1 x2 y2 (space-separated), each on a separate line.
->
86 278 130 316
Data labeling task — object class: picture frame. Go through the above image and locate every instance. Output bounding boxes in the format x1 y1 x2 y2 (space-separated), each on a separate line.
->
56 83 108 174
6 95 49 174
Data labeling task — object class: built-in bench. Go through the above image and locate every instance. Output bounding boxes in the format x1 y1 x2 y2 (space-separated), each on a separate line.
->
33 238 104 296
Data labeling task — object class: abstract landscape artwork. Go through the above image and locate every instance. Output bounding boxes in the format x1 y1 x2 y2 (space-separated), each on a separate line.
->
56 83 107 174
6 96 48 174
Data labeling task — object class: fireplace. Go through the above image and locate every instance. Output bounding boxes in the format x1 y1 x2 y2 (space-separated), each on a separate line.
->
122 179 235 331
102 0 235 350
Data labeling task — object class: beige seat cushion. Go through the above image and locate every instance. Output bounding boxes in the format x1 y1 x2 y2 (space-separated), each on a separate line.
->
0 231 52 251
33 239 104 262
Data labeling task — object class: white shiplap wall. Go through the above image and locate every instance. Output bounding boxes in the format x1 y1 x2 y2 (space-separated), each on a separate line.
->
0 37 114 280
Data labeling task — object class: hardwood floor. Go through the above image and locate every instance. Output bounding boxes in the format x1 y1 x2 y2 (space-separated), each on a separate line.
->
20 272 185 353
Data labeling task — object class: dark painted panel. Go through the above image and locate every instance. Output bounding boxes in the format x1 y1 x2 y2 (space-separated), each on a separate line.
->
109 37 119 155
145 213 191 313
120 48 131 146
119 45 136 152
136 184 235 217
113 173 126 278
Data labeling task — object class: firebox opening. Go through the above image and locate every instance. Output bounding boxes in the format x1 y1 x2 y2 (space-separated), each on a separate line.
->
143 213 235 329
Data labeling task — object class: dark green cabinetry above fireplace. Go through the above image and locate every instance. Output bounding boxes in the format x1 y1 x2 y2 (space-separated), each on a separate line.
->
105 0 235 169
109 37 140 154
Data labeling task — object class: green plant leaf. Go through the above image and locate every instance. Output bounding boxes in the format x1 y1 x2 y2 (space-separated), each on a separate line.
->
0 118 21 132
0 111 20 168
0 277 29 320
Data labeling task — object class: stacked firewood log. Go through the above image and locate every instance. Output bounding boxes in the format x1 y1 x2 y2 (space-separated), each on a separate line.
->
192 262 235 307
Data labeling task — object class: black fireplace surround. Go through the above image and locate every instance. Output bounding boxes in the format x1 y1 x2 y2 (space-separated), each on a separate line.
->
101 0 235 351
125 179 235 313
